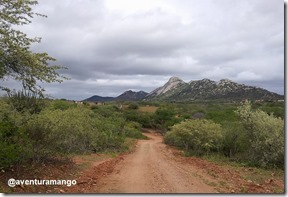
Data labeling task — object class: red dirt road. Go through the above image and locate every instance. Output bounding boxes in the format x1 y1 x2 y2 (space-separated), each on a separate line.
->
1 132 284 193
95 133 217 193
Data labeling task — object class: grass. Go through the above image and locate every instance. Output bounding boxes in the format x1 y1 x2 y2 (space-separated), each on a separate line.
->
203 153 284 191
138 106 158 113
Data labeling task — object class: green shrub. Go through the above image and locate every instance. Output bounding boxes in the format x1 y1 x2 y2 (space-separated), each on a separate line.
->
51 99 76 110
127 103 139 110
235 101 284 168
124 110 154 128
24 107 96 160
7 90 45 114
164 119 222 155
220 122 249 159
22 106 125 159
123 121 147 139
154 107 181 132
0 120 31 168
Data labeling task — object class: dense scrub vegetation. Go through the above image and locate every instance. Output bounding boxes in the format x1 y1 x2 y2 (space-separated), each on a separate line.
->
163 101 284 168
124 100 284 168
0 91 146 169
0 94 284 169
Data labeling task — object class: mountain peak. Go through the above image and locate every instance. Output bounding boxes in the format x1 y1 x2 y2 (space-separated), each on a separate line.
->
147 76 186 97
168 76 183 83
218 79 233 84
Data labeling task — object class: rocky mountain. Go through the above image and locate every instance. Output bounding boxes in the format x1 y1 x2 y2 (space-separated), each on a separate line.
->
146 77 186 99
145 77 284 101
83 95 114 102
115 90 148 101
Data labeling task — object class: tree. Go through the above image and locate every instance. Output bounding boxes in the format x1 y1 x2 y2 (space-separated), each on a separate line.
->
0 0 66 95
154 107 180 132
235 101 284 167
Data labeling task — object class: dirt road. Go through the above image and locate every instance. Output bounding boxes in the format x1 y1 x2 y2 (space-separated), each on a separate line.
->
2 132 284 193
95 133 217 193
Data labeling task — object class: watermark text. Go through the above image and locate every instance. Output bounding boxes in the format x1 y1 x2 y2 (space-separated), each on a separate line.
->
8 178 77 187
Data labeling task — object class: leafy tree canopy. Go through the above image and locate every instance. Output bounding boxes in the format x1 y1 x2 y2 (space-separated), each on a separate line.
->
0 0 66 95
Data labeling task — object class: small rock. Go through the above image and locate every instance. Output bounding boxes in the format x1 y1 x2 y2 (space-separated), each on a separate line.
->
1 170 4 173
231 190 235 193
59 189 65 193
247 180 252 183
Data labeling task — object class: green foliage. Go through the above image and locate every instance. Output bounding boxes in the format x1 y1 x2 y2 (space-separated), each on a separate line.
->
51 99 76 110
154 107 181 132
235 101 284 168
205 107 238 124
252 101 284 119
164 119 222 156
127 103 139 110
23 106 127 159
92 105 120 117
123 121 147 139
0 97 141 168
0 0 66 94
124 110 154 128
220 122 249 159
7 90 45 114
24 108 93 160
0 113 31 168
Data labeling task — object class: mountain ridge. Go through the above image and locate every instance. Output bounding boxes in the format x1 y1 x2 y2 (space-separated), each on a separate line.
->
145 77 283 101
83 77 283 102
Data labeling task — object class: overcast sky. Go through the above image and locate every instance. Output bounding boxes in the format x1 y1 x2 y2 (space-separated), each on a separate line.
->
2 0 284 100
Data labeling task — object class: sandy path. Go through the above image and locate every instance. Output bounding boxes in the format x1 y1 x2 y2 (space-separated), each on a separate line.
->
95 133 217 193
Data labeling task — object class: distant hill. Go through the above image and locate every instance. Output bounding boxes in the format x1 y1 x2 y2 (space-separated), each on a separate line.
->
145 77 284 102
83 90 148 102
115 90 148 101
83 95 114 102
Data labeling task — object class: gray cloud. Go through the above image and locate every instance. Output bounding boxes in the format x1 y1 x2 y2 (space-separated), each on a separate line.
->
2 0 284 100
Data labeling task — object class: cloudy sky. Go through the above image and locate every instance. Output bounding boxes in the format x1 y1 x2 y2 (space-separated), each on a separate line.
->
2 0 284 100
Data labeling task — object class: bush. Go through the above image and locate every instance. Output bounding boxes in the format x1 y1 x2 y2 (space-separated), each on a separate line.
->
7 90 45 114
154 107 181 132
51 99 76 110
0 116 31 168
127 103 139 110
123 121 147 139
0 97 140 168
24 107 97 161
220 122 249 159
164 119 222 156
235 101 284 168
124 110 154 128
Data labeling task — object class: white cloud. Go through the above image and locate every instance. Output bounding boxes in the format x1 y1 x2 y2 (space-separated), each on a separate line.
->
2 0 284 99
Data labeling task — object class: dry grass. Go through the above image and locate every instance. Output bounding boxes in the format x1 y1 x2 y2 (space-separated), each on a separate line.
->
138 106 158 113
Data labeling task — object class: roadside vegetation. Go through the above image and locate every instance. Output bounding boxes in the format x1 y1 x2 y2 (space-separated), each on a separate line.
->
0 92 284 171
123 100 284 169
0 91 146 169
